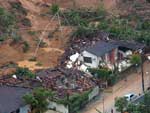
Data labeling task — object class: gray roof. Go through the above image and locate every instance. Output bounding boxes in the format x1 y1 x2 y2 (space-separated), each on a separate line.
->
0 86 31 113
85 41 118 57
110 40 145 50
85 40 145 57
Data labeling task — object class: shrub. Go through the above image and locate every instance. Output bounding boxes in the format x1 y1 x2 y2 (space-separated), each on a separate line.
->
36 62 42 66
15 67 35 78
12 34 22 43
23 41 30 53
23 87 54 113
21 18 31 27
0 7 16 33
130 54 141 66
29 57 37 61
28 31 36 36
88 68 112 81
10 2 27 15
51 4 59 15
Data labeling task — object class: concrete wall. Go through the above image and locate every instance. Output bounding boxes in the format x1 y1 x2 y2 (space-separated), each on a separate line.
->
48 86 99 113
48 101 68 113
88 86 99 101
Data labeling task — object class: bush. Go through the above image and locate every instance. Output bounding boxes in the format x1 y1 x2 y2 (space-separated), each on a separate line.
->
88 68 112 81
51 4 59 15
0 7 16 33
10 2 27 15
36 62 42 66
28 31 36 36
130 54 141 65
12 34 22 43
23 41 30 53
21 18 31 27
15 67 36 78
29 57 37 61
56 90 91 113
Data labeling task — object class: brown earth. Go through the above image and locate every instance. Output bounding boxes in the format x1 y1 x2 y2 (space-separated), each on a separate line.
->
0 0 118 71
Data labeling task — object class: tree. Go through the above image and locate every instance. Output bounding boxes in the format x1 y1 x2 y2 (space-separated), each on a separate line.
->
115 97 128 113
88 68 112 81
23 87 54 113
130 54 142 66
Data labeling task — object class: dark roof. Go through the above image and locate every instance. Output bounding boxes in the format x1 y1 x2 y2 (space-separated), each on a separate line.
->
0 86 31 113
110 40 145 50
85 40 145 56
85 41 118 57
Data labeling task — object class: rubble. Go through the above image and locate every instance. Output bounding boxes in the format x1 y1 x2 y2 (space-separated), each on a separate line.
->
36 67 97 98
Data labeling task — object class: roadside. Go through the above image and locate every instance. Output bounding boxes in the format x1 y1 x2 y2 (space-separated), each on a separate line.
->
81 61 150 113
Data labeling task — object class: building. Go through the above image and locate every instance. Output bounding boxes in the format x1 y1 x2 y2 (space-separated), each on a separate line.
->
78 40 145 71
0 85 31 113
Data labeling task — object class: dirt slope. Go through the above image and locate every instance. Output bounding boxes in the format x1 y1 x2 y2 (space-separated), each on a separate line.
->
0 0 118 71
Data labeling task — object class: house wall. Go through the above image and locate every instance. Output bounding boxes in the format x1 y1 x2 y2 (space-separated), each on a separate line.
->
79 48 118 69
79 51 99 68
19 105 30 113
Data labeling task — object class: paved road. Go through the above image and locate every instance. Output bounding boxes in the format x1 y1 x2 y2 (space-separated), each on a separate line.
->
81 61 150 113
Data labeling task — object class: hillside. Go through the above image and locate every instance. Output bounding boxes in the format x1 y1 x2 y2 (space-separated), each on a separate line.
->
0 0 72 71
0 0 149 73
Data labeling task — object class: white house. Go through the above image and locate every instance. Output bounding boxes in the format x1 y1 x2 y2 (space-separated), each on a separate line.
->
79 41 118 70
78 40 145 71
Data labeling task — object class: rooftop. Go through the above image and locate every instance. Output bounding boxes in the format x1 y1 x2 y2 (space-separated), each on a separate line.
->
85 40 145 56
0 85 31 113
85 41 118 57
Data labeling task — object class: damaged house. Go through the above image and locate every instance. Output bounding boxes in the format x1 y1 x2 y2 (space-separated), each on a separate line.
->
77 40 145 72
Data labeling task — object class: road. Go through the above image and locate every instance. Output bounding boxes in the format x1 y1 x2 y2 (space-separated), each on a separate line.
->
81 61 150 113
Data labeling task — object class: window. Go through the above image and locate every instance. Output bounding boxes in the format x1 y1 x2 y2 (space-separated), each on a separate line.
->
84 57 92 63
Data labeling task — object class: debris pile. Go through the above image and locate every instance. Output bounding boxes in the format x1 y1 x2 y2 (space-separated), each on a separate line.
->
37 68 97 98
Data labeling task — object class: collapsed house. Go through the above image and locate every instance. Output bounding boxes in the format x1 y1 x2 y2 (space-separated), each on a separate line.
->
36 68 98 98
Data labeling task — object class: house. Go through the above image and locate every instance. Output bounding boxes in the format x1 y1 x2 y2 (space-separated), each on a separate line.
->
0 85 31 113
78 41 118 70
78 40 145 71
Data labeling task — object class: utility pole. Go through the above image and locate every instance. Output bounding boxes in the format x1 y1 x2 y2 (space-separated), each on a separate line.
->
141 51 145 92
102 96 105 113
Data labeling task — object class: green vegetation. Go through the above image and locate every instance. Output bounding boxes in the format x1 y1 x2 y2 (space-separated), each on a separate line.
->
130 54 141 66
15 67 35 78
56 90 91 113
23 41 30 53
35 38 47 48
88 68 118 85
115 97 128 113
61 8 106 26
21 18 31 27
28 31 36 36
23 87 54 113
0 7 16 41
29 57 37 62
53 3 150 46
115 92 150 113
36 62 42 66
51 4 60 15
10 2 27 15
88 68 112 81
